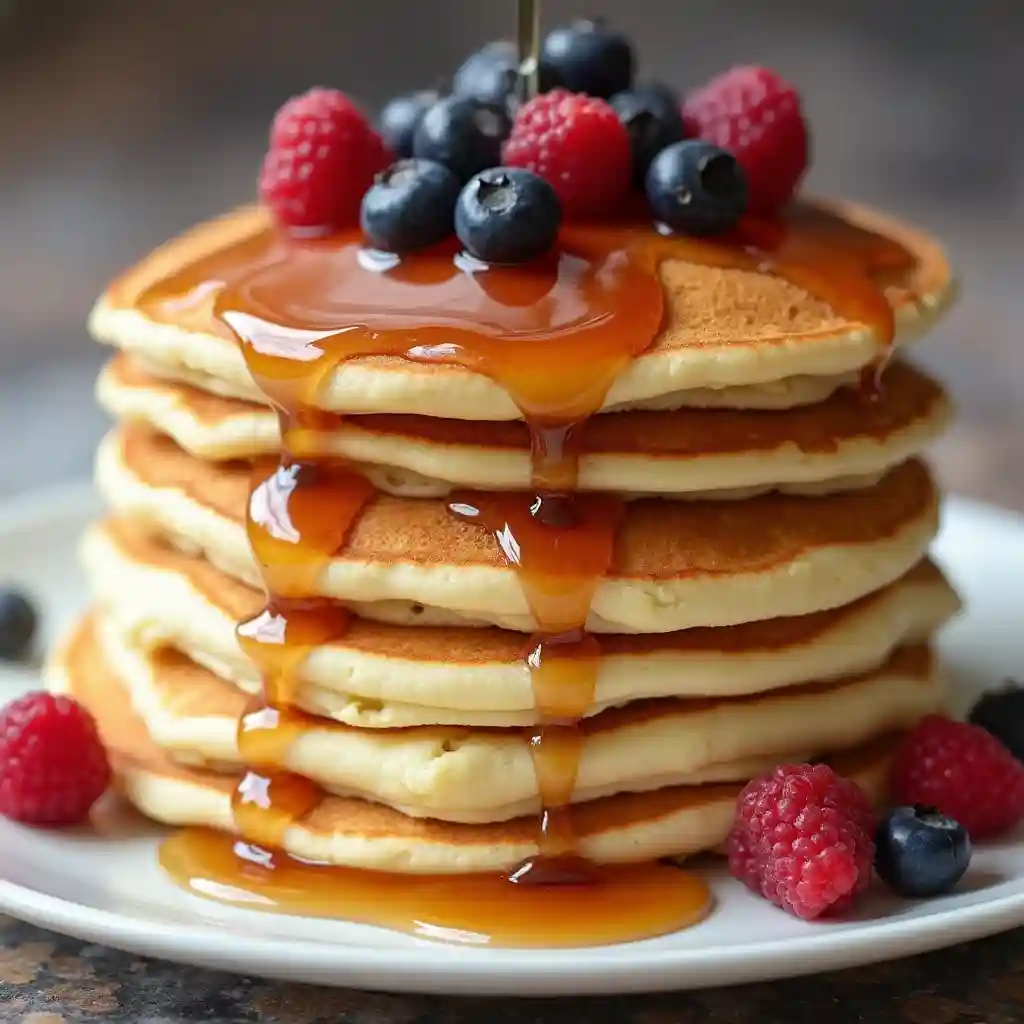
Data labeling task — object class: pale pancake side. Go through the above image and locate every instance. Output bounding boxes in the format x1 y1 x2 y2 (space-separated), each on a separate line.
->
47 614 896 872
89 200 955 420
84 521 960 722
98 354 951 499
96 427 941 633
95 612 938 824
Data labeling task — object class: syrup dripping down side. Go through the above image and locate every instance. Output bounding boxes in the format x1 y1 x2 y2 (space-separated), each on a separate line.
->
450 490 625 884
232 442 376 849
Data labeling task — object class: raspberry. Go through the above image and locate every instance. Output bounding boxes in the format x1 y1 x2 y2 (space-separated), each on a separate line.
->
502 90 631 219
891 715 1024 839
727 763 876 920
682 66 809 214
259 87 392 234
0 692 110 825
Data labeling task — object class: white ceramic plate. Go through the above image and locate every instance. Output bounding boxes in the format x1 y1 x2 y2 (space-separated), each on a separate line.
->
0 482 1022 997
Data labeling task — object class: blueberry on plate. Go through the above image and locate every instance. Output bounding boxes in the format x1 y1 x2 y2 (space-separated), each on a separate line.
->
455 167 561 265
875 805 972 899
453 40 519 110
413 96 511 183
645 140 748 235
378 90 440 159
360 159 460 253
0 589 38 662
539 19 634 99
610 86 686 187
968 681 1024 763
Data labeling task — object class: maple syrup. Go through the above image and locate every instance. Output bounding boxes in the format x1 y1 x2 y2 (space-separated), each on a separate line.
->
135 32 916 938
160 828 709 947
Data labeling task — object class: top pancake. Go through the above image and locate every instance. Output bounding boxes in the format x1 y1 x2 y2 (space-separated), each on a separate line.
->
89 200 954 420
98 354 951 499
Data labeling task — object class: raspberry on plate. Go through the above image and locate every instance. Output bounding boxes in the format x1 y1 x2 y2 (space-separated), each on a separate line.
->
260 87 392 235
683 65 809 214
727 762 876 920
502 90 631 219
0 691 111 825
891 715 1024 839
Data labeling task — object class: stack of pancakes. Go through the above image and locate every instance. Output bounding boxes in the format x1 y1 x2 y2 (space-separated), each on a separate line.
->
49 199 960 875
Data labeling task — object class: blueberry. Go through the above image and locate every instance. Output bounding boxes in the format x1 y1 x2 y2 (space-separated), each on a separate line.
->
360 159 460 253
378 90 439 159
539 19 634 99
611 87 686 188
875 805 972 899
455 167 561 265
632 81 681 111
413 96 511 183
0 589 37 662
645 140 748 235
968 681 1024 762
453 40 519 110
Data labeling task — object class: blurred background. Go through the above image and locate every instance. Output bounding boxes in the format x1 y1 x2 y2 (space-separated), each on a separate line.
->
0 0 1020 504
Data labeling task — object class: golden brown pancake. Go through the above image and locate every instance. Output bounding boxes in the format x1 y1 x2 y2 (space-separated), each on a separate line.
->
92 606 938 823
97 354 951 499
96 424 942 632
48 613 899 871
85 519 960 723
89 200 955 420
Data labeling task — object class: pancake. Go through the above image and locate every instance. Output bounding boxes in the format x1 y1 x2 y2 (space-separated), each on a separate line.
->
91 612 937 824
47 613 898 870
89 200 954 420
97 354 951 499
96 425 941 633
84 520 960 725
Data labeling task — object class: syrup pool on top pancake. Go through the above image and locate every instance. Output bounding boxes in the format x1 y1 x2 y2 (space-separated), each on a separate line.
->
89 199 954 422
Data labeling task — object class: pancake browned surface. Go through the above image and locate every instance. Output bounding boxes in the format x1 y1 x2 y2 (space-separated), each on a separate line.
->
88 200 955 420
97 353 951 498
95 424 941 632
92 607 938 823
85 520 960 722
48 613 899 871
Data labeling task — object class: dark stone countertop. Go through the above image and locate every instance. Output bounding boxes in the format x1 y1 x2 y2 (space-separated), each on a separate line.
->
1 912 1024 1023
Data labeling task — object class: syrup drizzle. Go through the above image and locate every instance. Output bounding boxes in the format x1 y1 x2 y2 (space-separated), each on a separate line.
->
159 828 710 947
232 456 372 847
137 173 914 942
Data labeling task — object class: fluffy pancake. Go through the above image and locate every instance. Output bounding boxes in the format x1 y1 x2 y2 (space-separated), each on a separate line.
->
98 354 951 499
91 612 937 824
89 200 954 420
84 521 960 725
48 613 897 870
96 425 941 633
